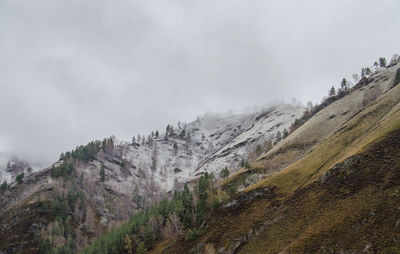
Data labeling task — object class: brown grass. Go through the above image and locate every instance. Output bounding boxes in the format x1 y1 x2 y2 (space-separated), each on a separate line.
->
157 74 400 254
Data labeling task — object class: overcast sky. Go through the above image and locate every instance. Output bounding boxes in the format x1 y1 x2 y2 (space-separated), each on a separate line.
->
0 0 399 167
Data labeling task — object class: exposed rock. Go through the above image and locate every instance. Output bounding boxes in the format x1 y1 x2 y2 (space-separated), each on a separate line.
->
320 155 363 184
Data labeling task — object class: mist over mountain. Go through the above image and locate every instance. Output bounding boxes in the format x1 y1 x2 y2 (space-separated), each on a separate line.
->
1 1 400 254
1 0 399 168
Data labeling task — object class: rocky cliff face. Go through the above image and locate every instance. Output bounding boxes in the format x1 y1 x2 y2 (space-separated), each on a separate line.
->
106 104 304 192
64 104 304 219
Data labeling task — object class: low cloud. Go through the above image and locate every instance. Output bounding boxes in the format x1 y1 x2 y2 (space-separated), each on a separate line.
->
0 0 399 166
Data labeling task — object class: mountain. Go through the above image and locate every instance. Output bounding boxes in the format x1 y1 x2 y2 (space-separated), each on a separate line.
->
0 103 303 253
1 59 399 254
145 63 400 253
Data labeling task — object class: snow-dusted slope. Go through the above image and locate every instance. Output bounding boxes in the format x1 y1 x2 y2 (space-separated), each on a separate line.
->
0 103 304 252
0 159 40 183
107 104 304 191
193 104 304 176
0 103 304 194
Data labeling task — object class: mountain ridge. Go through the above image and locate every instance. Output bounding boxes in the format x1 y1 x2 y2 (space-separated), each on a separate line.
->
0 102 303 253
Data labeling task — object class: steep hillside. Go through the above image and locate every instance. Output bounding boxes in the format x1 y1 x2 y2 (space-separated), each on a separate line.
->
0 104 302 253
160 128 400 254
1 60 398 253
224 64 399 191
151 64 400 253
193 104 301 177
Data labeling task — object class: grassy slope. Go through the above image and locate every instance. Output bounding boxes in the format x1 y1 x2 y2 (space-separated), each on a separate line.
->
155 74 400 253
264 65 396 160
247 79 400 195
240 128 400 253
224 65 398 188
0 184 55 253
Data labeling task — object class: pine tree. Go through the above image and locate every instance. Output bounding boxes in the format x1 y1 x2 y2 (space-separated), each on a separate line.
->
283 128 289 139
228 183 237 196
164 130 169 140
197 174 210 222
0 181 8 192
16 173 24 184
144 224 154 250
361 68 366 78
220 167 229 178
241 158 246 167
379 57 387 68
341 78 348 91
276 131 282 142
169 126 175 136
100 164 105 182
180 129 186 138
181 184 193 228
329 86 336 97
244 160 250 169
155 130 159 138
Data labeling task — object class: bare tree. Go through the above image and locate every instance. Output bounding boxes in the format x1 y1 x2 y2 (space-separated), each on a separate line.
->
306 101 313 112
352 73 360 84
161 212 182 239
173 177 182 191
390 54 400 65
151 144 158 171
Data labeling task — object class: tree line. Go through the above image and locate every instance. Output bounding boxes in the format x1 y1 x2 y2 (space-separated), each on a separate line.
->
82 172 229 254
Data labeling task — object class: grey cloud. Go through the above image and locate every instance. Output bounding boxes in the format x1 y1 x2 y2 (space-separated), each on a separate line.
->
0 0 399 166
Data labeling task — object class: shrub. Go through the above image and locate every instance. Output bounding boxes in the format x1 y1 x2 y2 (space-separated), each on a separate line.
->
16 173 24 184
185 228 200 241
283 128 289 139
220 167 229 178
228 184 238 196
0 181 8 192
